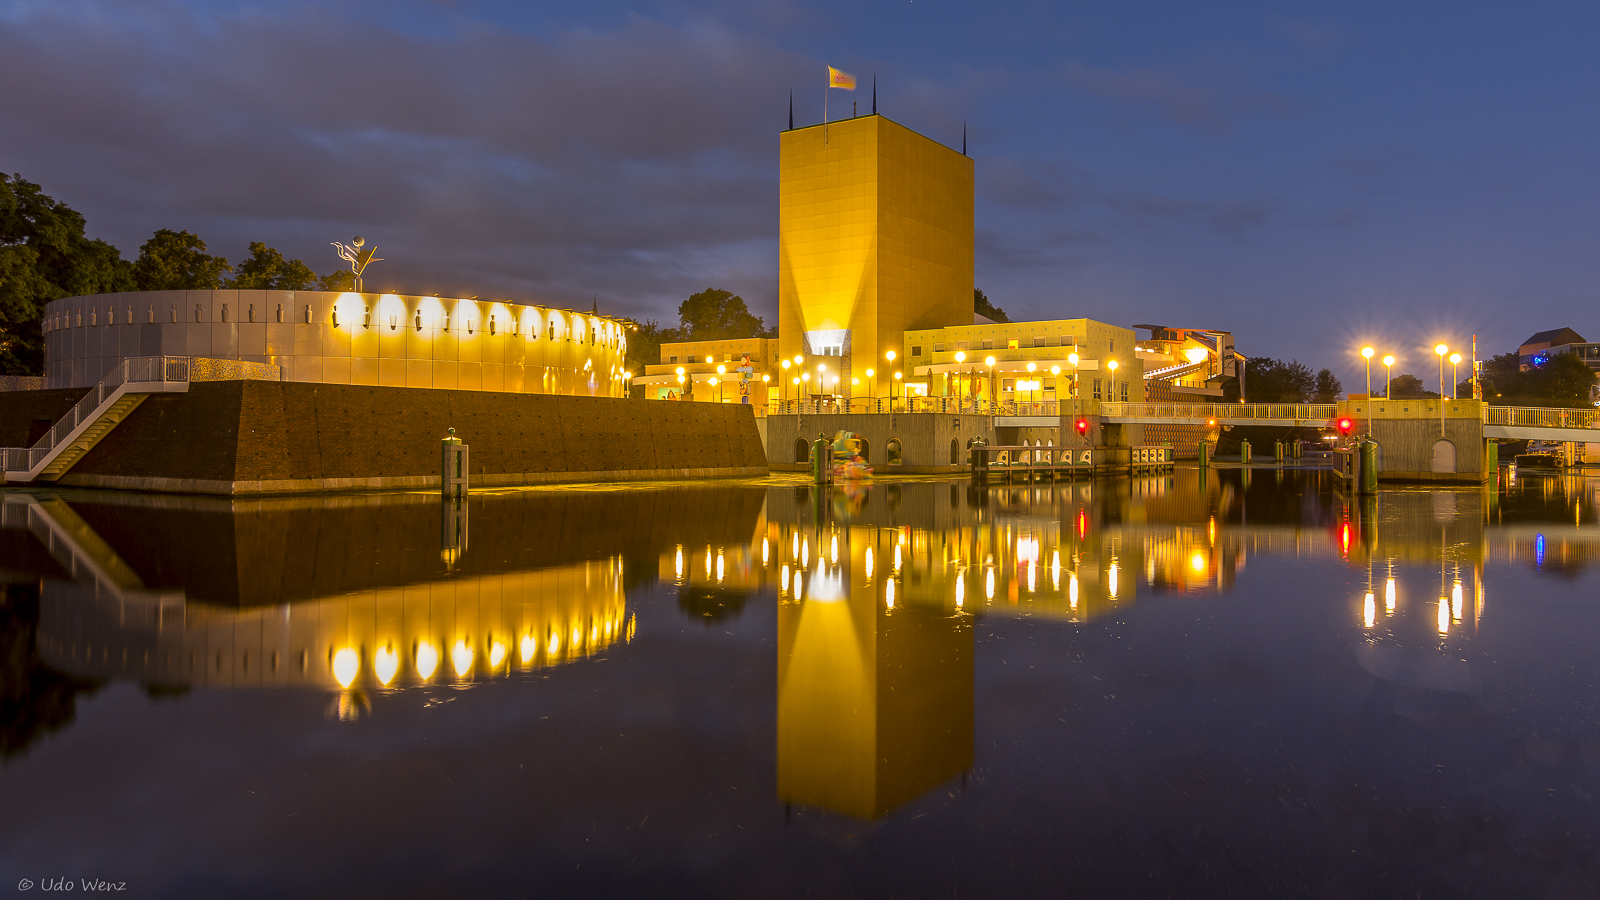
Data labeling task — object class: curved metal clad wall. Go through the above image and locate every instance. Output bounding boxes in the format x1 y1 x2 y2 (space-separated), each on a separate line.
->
42 290 630 396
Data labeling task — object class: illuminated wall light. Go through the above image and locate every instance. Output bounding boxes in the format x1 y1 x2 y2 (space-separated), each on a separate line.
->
415 642 440 680
885 577 896 609
520 633 537 665
374 646 399 686
865 548 874 579
1385 578 1396 612
1437 598 1450 635
1363 593 1376 629
489 641 507 670
452 640 474 677
332 647 360 688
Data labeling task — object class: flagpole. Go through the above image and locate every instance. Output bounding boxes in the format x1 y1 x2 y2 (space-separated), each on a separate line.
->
824 67 828 145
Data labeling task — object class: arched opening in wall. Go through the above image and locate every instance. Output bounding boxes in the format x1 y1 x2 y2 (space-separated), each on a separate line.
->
794 438 810 463
1431 439 1456 474
886 438 904 465
950 438 961 465
857 438 870 463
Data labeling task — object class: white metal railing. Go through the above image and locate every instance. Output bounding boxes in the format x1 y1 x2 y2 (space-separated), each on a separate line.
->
766 398 1063 416
1098 402 1338 421
2 356 190 474
1484 406 1598 430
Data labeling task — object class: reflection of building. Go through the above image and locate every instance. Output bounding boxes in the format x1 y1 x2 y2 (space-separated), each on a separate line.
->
774 528 973 819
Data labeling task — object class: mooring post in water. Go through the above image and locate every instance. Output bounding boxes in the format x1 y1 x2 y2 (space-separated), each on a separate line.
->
811 433 830 484
1358 439 1379 494
1199 440 1212 468
441 427 468 500
1240 439 1252 466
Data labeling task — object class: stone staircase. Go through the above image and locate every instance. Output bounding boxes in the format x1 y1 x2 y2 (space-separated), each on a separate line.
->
35 393 151 482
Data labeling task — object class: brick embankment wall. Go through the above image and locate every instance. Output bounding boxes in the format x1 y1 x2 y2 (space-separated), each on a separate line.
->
0 388 92 446
57 381 768 494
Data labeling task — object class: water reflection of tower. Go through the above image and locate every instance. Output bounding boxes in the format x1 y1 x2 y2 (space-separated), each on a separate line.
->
775 520 974 819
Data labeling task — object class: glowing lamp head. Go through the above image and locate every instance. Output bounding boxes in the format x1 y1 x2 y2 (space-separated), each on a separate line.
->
716 364 725 374
894 371 902 380
1068 353 1079 365
706 356 714 364
1026 362 1037 372
794 354 804 365
781 359 790 370
954 351 966 363
1337 418 1354 436
675 366 685 375
1107 359 1118 371
1186 348 1208 363
762 374 770 382
985 356 996 367
1361 346 1375 359
332 647 360 688
1075 418 1090 436
886 350 896 362
1449 353 1461 365
865 368 874 377
1435 344 1448 357
1051 365 1061 375
1383 355 1395 366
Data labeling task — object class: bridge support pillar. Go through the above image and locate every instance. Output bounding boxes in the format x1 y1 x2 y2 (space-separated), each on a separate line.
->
1337 399 1491 483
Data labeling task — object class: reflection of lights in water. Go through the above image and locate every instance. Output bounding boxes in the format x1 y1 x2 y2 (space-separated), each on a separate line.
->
1340 522 1351 557
374 646 399 685
793 571 804 600
674 547 684 581
985 567 995 600
1385 578 1396 612
893 544 902 573
489 641 507 669
781 565 790 592
1363 593 1376 628
705 548 712 579
548 631 561 655
1069 573 1079 609
1190 552 1206 573
802 539 809 568
792 532 800 559
520 633 536 665
1209 516 1215 545
1108 563 1119 599
571 625 582 650
452 640 474 676
716 551 724 583
1052 551 1061 592
416 642 439 680
762 538 769 566
1535 534 1545 568
955 573 965 607
1451 581 1463 621
808 563 845 602
865 548 874 579
1437 598 1450 635
333 647 359 688
1017 536 1039 564
830 534 839 564
1027 560 1036 593
885 577 896 609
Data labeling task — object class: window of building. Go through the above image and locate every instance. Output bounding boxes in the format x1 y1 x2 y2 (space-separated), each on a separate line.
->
669 355 678 363
956 341 968 350
1034 337 1047 347
982 339 994 350
1002 378 1015 392
1120 383 1129 401
1060 335 1071 346
934 343 945 352
1093 379 1102 400
1007 339 1019 349
912 346 922 357
1109 339 1114 352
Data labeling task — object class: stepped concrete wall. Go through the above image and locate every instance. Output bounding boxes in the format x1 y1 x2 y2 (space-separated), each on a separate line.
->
39 381 765 495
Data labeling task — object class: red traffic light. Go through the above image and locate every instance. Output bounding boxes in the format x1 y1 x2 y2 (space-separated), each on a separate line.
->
1336 418 1354 435
1075 418 1090 435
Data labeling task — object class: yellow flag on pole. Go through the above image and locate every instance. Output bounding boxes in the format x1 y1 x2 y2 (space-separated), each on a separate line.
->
828 67 857 90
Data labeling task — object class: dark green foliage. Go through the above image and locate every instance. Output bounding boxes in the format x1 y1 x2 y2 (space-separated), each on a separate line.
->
677 288 775 341
1313 368 1343 402
0 174 136 375
621 317 679 385
228 242 317 290
1243 357 1315 402
133 229 231 290
0 583 104 762
317 269 356 292
1481 350 1595 408
975 287 1009 323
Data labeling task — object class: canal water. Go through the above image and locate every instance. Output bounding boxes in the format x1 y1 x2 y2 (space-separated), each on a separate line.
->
1 468 1597 898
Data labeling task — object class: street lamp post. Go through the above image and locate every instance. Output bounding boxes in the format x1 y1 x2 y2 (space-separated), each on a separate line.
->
1361 347 1375 436
1024 362 1037 409
885 350 897 412
1050 365 1062 408
1449 353 1461 399
780 359 791 404
1435 344 1448 437
894 371 902 407
1107 359 1118 404
984 356 996 413
1068 353 1080 399
1382 355 1394 399
954 351 968 411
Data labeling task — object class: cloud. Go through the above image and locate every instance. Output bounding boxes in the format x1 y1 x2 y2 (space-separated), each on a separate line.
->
1057 60 1299 131
0 2 816 318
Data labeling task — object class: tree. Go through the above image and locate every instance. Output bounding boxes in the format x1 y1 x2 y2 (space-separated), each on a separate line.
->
1313 368 1343 403
1386 373 1436 399
1480 350 1595 407
975 287 1010 323
228 242 317 290
620 317 681 380
1243 357 1315 402
317 270 356 292
677 288 774 341
133 229 231 290
0 174 135 375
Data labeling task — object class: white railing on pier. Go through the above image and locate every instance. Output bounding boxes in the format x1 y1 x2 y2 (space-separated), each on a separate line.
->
1097 402 1338 421
1484 406 1598 430
2 356 190 476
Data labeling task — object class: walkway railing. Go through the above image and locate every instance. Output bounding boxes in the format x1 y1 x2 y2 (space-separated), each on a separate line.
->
1097 402 1337 421
1484 406 1598 430
2 356 189 474
766 398 1061 416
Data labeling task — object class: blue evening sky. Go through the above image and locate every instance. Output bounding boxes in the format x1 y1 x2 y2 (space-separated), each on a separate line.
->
2 0 1595 384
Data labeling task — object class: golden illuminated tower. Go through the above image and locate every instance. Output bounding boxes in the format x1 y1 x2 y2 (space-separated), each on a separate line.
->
778 115 975 391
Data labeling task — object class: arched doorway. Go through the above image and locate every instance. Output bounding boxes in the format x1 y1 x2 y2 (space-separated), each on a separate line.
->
886 438 903 464
950 438 960 464
857 438 870 463
1431 439 1456 474
794 438 810 463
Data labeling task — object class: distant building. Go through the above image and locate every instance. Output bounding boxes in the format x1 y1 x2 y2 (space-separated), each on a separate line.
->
1133 326 1239 400
904 318 1140 403
633 337 780 403
1518 327 1588 370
